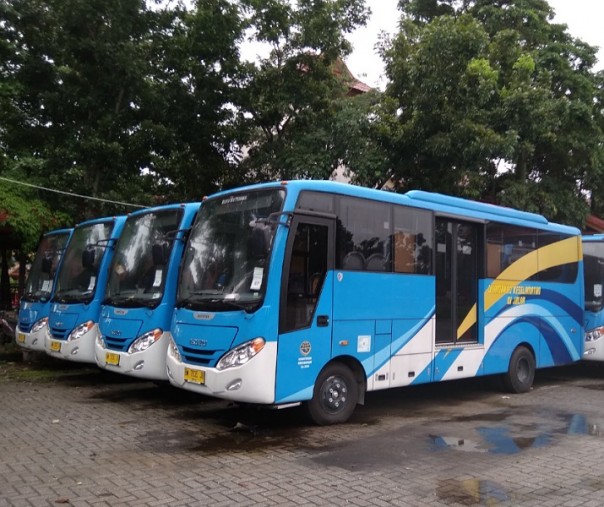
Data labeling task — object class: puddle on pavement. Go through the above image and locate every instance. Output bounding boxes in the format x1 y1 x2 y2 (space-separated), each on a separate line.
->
436 478 510 506
430 412 602 455
580 383 604 391
140 413 310 455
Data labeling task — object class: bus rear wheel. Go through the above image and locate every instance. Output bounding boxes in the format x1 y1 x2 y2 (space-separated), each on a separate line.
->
503 346 535 393
306 363 358 425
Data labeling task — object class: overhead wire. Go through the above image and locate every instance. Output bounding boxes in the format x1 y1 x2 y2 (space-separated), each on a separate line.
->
0 175 146 209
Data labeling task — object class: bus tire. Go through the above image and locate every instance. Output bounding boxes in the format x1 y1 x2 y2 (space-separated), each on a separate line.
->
306 363 358 425
503 346 535 393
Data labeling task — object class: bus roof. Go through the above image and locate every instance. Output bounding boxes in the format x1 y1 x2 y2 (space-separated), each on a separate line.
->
582 234 604 243
202 180 580 235
125 202 201 219
43 227 73 237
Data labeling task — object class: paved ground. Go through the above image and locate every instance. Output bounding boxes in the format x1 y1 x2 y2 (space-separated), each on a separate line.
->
1 347 603 507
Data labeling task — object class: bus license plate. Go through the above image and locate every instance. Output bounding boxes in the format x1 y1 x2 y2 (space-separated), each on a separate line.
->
17 333 26 343
184 367 205 385
50 340 61 352
105 352 120 366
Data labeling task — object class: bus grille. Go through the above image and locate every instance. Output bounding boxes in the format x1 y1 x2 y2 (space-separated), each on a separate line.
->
105 336 129 352
181 346 221 366
50 328 68 340
18 321 33 333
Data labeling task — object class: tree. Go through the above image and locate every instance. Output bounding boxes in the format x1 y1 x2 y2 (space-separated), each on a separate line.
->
236 0 370 181
382 0 604 225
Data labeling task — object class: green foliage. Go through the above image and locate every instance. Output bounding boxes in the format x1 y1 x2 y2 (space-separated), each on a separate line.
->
237 0 370 181
382 0 604 226
0 176 70 251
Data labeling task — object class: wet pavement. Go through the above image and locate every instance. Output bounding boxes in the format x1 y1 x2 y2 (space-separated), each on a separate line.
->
1 352 603 506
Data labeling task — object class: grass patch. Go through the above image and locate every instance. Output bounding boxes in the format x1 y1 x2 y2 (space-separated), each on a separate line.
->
0 343 96 383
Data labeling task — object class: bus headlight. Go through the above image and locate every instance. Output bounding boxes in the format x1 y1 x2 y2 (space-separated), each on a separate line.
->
585 326 604 342
168 336 181 362
96 333 106 349
128 329 163 354
67 321 95 342
217 338 265 371
31 317 49 333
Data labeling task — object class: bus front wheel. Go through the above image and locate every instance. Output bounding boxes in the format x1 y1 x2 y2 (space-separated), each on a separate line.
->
306 363 358 425
503 346 535 393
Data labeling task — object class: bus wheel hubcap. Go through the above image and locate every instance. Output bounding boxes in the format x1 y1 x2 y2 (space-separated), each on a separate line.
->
321 376 348 413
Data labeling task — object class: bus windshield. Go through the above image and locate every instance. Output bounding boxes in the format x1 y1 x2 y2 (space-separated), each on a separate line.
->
177 188 285 312
583 242 604 312
54 222 115 304
22 232 70 303
105 209 183 308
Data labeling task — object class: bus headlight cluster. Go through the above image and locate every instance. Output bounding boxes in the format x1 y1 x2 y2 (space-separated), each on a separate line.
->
217 338 265 371
585 326 604 342
67 321 95 342
96 333 106 349
31 317 48 334
128 329 163 354
168 336 181 362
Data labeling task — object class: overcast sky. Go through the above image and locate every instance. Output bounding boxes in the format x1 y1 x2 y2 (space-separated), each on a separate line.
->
344 0 604 89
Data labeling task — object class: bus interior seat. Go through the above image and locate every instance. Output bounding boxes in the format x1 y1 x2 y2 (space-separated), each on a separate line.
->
343 251 365 270
365 253 388 271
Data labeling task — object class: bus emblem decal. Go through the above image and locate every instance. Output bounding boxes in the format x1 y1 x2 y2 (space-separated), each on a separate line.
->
114 309 128 316
300 341 311 356
190 338 207 347
111 330 121 336
194 312 214 321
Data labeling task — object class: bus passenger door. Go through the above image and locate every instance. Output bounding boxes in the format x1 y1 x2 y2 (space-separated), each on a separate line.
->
434 218 482 380
275 216 334 404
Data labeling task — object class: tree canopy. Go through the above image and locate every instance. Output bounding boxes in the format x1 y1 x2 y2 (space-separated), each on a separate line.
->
381 0 604 225
1 0 604 234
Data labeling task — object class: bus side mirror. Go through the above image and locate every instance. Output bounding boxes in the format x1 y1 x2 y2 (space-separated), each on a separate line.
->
82 247 95 269
249 224 270 259
41 256 53 274
152 242 170 266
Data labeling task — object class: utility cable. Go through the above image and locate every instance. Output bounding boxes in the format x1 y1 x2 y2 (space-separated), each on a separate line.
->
0 175 146 209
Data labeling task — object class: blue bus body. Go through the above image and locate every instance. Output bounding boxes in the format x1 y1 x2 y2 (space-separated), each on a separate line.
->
15 228 73 351
166 181 583 424
95 203 200 379
46 215 127 363
582 234 604 360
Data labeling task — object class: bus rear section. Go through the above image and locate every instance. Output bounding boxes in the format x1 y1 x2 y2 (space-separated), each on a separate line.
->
582 235 604 360
95 203 200 380
46 216 127 363
16 228 72 352
166 181 584 425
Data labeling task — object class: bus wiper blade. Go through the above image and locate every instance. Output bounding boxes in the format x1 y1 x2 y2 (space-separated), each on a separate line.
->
197 299 256 313
54 290 92 303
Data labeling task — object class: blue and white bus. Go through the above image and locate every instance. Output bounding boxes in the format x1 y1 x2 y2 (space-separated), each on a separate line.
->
15 228 73 352
95 203 200 379
582 234 604 361
166 181 583 424
46 215 127 363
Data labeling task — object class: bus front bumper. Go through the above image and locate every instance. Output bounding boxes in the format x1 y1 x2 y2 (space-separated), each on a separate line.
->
583 339 604 361
45 325 98 363
165 340 277 404
94 334 169 380
15 326 47 352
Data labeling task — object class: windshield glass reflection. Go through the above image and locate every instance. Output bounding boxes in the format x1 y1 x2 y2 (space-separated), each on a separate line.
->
23 232 70 303
105 209 183 308
54 222 114 304
178 189 285 312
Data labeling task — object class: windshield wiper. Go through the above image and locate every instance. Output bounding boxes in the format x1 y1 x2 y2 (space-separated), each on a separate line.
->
54 291 92 303
105 294 161 308
178 295 257 313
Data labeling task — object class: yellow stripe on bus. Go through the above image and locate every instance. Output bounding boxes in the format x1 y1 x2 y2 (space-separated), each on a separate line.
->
456 236 581 340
